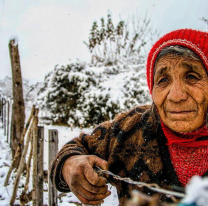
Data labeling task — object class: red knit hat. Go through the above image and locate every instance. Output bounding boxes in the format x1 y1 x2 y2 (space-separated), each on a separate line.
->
146 29 208 94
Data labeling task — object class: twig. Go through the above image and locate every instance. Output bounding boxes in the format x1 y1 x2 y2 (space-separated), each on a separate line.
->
0 162 10 168
4 106 35 186
21 135 33 198
10 109 39 205
4 146 21 186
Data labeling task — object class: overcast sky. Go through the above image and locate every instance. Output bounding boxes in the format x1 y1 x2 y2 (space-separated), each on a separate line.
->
0 0 208 83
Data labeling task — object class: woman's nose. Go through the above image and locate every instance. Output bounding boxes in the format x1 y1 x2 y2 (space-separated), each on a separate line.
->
167 79 188 102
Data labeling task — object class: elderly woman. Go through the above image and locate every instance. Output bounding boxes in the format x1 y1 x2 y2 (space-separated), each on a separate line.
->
50 29 208 206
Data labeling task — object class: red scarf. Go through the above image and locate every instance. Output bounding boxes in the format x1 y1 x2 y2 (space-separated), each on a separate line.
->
161 121 208 147
161 121 208 186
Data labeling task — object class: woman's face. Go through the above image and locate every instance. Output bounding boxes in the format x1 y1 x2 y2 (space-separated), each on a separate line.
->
152 54 208 132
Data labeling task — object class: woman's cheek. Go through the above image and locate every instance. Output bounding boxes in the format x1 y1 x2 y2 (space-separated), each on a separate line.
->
152 87 167 108
186 84 208 104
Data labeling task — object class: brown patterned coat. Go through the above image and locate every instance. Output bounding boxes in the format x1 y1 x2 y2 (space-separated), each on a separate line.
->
50 105 208 206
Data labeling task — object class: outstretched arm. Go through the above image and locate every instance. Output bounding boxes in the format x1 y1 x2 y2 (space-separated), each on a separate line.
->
50 121 113 204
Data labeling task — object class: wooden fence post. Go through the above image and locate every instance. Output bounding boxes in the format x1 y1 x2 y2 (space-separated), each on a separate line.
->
9 39 25 166
3 99 6 136
1 98 5 135
10 100 13 148
1 97 3 128
32 126 44 206
7 100 10 143
48 129 58 206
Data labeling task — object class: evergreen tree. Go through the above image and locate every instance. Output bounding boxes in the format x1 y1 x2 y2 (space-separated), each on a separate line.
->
84 12 159 66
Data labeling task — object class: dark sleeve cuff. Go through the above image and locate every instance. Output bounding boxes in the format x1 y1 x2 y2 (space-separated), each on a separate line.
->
50 151 83 192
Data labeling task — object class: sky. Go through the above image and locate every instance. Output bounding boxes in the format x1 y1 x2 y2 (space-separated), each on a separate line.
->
0 0 208 84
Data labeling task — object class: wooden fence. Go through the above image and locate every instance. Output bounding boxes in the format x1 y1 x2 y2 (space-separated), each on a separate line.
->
1 99 59 206
1 97 98 206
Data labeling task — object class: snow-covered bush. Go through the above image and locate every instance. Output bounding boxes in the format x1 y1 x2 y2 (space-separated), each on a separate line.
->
36 60 151 127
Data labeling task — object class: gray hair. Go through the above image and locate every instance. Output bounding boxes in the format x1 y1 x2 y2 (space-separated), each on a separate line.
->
154 45 208 77
155 45 201 66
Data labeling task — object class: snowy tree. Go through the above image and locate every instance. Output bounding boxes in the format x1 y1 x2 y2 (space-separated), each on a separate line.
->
0 76 38 108
0 76 13 99
84 11 159 66
201 17 208 30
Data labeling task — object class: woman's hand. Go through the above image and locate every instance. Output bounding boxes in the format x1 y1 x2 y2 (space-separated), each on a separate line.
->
62 155 111 205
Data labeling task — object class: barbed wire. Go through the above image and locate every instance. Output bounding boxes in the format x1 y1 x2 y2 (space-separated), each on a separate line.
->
95 166 185 199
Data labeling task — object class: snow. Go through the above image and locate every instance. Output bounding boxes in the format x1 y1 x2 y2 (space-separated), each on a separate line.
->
9 36 19 46
0 122 119 205
181 176 208 206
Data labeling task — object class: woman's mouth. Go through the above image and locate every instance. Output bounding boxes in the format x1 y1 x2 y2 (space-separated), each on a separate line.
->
166 110 196 119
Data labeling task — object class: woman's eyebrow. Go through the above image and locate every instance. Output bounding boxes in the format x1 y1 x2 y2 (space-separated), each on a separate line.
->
155 67 168 76
181 62 201 72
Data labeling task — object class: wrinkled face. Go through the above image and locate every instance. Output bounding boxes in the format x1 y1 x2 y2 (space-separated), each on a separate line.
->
152 54 208 132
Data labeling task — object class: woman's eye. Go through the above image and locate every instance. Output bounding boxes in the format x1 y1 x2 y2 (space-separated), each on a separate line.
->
158 77 168 84
186 74 198 80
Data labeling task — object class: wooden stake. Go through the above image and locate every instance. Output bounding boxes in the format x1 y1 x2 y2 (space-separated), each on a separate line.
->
1 97 3 128
3 99 6 136
7 101 10 143
48 129 58 206
32 126 44 206
32 113 38 206
9 39 25 165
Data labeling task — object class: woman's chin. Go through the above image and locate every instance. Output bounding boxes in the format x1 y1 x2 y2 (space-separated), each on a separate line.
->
162 119 204 133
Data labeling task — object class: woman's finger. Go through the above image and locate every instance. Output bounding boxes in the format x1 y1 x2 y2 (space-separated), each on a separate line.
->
83 164 107 187
71 183 110 204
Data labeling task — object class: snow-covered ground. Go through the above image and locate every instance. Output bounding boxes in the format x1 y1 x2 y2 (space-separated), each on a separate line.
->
0 122 119 206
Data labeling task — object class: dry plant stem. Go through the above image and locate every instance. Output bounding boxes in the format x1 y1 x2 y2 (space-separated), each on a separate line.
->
20 138 33 206
4 147 21 186
20 191 32 206
4 106 35 186
58 193 67 198
19 105 35 145
21 136 33 196
9 109 39 206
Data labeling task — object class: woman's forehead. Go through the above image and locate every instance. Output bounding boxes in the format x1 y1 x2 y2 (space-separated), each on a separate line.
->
154 54 206 75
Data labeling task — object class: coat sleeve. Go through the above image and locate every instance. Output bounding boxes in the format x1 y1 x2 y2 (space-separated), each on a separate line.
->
49 120 114 192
